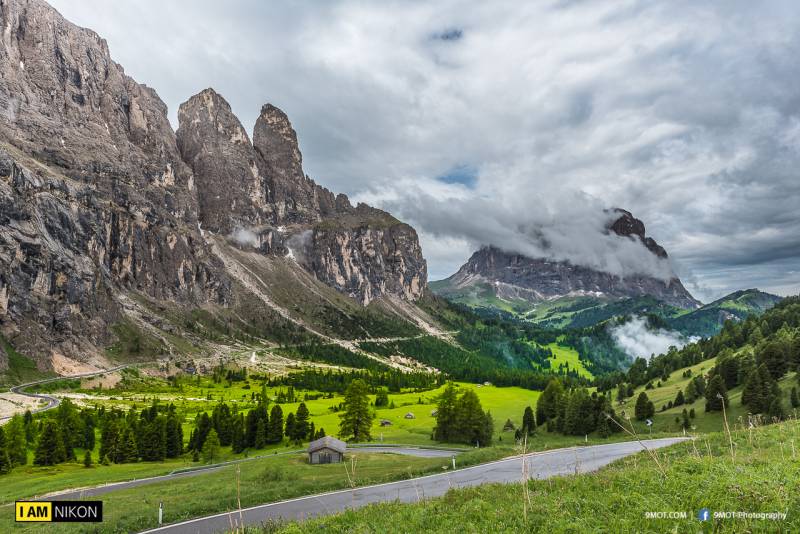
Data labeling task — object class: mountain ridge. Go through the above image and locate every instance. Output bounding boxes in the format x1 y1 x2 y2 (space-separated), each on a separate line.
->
0 0 428 372
433 209 700 312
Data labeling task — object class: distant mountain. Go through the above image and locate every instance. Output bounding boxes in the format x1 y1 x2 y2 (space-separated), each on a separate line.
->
431 209 701 318
667 289 783 337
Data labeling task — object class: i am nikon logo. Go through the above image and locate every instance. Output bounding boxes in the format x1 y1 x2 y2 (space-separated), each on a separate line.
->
15 501 103 523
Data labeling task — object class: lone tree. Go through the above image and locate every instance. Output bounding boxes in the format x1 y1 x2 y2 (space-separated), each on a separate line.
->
339 379 374 442
634 392 654 421
521 406 536 436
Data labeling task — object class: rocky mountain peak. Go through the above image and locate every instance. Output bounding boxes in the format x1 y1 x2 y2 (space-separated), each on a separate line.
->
436 209 699 309
0 0 428 367
253 103 304 175
176 88 269 235
607 209 667 258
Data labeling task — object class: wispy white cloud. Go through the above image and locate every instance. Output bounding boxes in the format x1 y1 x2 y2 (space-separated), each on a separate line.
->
48 0 800 298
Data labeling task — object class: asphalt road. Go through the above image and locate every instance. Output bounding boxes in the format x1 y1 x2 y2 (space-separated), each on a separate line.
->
140 437 687 534
1 364 132 422
31 446 463 502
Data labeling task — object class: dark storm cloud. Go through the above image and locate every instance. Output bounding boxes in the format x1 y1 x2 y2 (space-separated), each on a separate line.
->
48 0 800 300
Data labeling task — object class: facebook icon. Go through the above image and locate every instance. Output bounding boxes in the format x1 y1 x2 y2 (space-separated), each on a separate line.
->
698 508 711 521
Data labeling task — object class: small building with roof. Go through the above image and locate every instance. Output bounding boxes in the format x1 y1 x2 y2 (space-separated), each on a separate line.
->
307 436 347 464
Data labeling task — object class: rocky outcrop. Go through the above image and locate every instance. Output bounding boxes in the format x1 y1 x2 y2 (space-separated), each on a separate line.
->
439 210 700 309
0 0 427 365
307 207 427 304
176 90 427 305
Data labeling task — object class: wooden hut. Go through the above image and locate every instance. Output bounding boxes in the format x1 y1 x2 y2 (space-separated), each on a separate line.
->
308 436 347 464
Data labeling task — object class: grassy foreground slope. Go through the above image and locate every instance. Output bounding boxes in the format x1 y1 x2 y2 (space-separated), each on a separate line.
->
270 420 800 533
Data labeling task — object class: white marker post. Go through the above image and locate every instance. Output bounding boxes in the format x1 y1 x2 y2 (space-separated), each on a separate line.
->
158 502 163 526
452 456 456 470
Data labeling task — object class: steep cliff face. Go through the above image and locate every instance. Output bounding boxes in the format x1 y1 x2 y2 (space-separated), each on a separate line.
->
0 0 229 365
0 0 428 367
176 90 427 306
435 210 699 310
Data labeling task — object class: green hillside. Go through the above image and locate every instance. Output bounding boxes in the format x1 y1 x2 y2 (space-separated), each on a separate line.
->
668 289 783 337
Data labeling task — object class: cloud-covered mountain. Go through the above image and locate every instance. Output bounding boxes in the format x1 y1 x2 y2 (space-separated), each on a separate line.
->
432 209 700 310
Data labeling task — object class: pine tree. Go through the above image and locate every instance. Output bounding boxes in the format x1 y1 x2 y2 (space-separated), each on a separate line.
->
704 375 728 412
54 399 78 461
119 425 139 463
616 383 627 404
267 405 284 444
212 403 233 446
450 389 492 446
0 428 9 474
716 353 740 389
100 417 120 462
231 414 246 453
689 408 696 419
522 406 536 436
339 379 374 443
674 390 685 407
193 412 212 452
165 413 183 458
139 416 166 461
0 448 9 475
83 450 93 468
82 415 96 452
255 417 267 449
285 413 297 443
684 380 698 403
433 383 458 442
34 421 67 466
536 379 565 425
741 364 764 411
634 392 653 421
294 403 310 442
201 429 220 463
5 415 28 466
759 341 788 380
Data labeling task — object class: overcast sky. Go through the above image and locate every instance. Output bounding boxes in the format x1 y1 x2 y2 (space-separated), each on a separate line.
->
49 0 800 302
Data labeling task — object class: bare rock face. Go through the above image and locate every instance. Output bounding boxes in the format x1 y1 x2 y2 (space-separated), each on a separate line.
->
177 90 427 305
0 0 427 366
307 206 427 305
252 103 339 223
0 0 231 364
176 88 271 235
441 210 699 309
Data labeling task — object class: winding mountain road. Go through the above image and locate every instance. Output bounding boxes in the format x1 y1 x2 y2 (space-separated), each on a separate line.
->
139 437 688 534
0 364 132 422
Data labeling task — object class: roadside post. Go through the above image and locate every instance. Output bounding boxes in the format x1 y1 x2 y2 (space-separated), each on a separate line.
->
452 456 456 470
158 502 163 526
